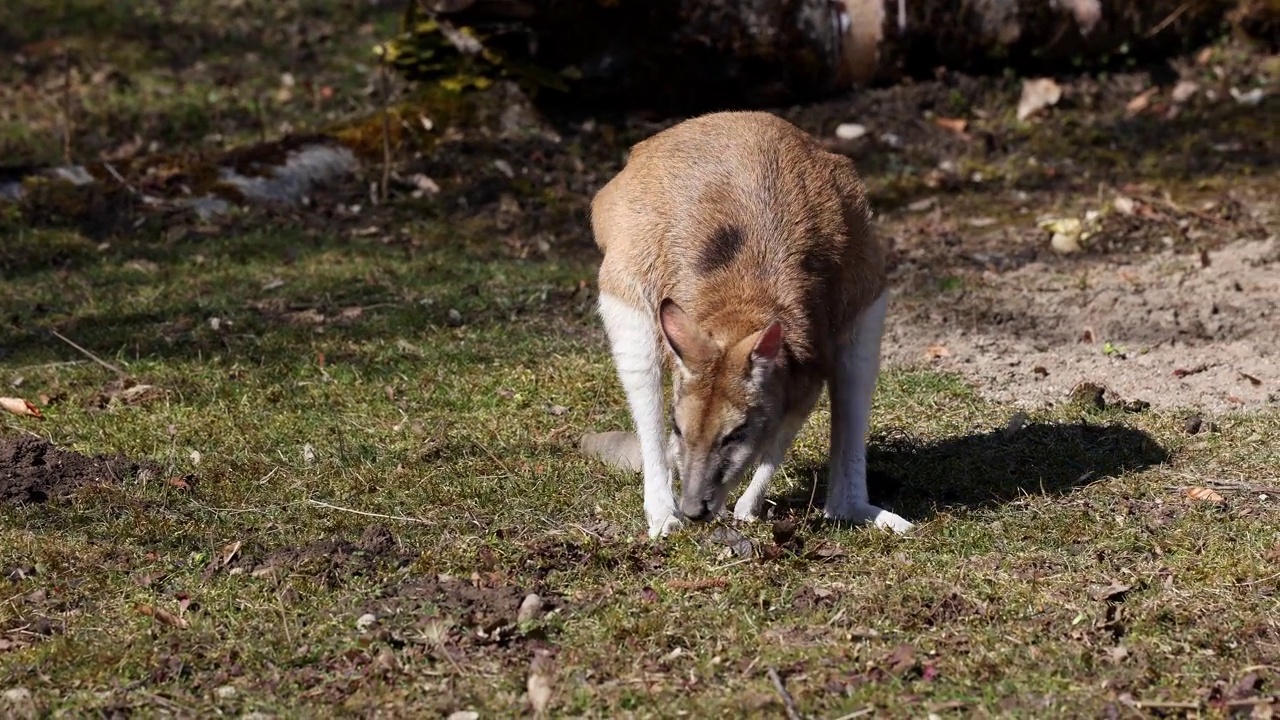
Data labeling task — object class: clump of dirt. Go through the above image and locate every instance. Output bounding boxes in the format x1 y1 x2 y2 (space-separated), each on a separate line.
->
363 573 561 666
0 435 159 504
212 524 416 585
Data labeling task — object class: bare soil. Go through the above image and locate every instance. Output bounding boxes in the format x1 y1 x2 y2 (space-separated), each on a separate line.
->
884 232 1279 415
0 435 159 504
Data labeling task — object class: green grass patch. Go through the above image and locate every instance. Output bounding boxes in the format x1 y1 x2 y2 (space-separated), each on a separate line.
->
1 217 1277 718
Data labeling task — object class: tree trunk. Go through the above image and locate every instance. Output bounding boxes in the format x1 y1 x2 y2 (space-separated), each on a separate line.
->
420 0 1247 113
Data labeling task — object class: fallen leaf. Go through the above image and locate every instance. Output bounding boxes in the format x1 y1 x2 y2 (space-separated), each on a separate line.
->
665 577 729 591
1183 415 1205 435
1089 581 1133 603
771 519 798 546
136 603 187 628
883 644 920 677
166 475 194 491
1032 365 1050 377
0 397 43 419
1264 543 1280 562
705 526 755 558
1174 364 1210 378
1171 80 1199 103
1125 87 1159 116
933 116 968 134
925 344 951 359
639 586 659 603
1185 487 1226 505
1017 78 1063 121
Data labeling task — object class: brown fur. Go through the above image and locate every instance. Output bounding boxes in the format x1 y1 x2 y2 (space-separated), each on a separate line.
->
590 110 888 520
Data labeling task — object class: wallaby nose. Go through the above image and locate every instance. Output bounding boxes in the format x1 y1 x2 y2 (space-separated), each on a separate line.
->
681 498 711 522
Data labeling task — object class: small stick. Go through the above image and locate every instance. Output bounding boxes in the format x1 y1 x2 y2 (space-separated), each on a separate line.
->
306 499 430 525
380 65 393 203
766 667 803 720
832 709 875 720
62 46 73 165
49 329 127 378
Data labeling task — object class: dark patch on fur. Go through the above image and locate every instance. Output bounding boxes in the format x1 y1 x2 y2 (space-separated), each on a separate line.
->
698 224 745 274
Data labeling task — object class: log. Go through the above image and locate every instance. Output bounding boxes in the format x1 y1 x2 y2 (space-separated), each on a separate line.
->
389 0 1251 113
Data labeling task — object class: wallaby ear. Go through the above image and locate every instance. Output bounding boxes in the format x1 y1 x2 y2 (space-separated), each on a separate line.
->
659 299 712 366
750 320 785 364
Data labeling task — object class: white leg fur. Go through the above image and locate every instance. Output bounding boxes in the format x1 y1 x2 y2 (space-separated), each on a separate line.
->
733 406 811 522
826 290 914 533
598 293 683 538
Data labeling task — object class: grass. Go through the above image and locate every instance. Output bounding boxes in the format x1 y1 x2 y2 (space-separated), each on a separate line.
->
2 212 1278 718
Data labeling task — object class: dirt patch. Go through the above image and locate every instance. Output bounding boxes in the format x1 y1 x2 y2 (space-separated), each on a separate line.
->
209 524 416 586
884 237 1279 414
0 435 159 504
360 573 561 671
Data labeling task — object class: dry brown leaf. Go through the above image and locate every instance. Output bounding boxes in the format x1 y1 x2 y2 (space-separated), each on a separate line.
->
1185 487 1226 505
665 577 730 591
925 344 951 359
0 397 43 419
1017 78 1062 121
1264 543 1280 562
1125 87 1159 116
166 475 194 491
136 603 188 628
934 116 969 134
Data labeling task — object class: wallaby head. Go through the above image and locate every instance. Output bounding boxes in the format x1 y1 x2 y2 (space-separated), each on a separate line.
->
658 298 788 521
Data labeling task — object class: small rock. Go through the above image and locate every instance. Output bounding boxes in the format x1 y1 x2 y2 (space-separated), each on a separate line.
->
834 123 868 140
446 309 464 327
517 593 543 623
1051 232 1082 254
356 613 377 631
215 685 238 699
447 713 480 720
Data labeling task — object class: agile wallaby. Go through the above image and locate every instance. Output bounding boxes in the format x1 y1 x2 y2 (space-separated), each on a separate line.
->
586 110 914 539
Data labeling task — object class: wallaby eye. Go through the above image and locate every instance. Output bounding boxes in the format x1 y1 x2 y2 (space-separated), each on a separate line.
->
720 423 750 447
672 422 683 440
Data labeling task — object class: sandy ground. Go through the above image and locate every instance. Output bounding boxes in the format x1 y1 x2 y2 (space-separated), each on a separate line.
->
884 231 1278 415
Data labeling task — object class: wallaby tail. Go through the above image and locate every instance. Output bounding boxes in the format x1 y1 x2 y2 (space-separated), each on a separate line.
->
578 431 643 473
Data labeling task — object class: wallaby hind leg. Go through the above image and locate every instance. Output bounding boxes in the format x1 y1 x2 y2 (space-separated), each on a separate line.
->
825 290 914 533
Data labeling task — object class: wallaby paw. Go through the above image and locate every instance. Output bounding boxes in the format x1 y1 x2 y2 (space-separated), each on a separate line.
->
732 497 764 523
646 508 685 539
825 503 915 535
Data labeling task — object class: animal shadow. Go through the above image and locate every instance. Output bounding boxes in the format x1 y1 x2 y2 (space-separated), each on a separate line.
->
774 421 1169 521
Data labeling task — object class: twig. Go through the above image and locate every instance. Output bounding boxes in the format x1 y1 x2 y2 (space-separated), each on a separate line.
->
49 329 127 378
832 709 875 720
1132 700 1201 710
1146 1 1191 37
306 499 430 524
379 65 393 203
766 667 803 720
101 161 140 197
62 46 73 165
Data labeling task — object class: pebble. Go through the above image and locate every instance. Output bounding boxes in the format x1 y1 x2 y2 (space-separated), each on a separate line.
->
834 123 868 140
517 593 543 623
